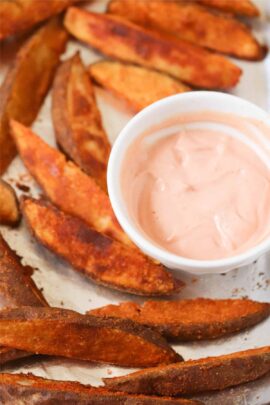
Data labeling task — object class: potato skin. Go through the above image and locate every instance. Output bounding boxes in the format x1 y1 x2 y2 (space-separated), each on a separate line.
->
104 346 270 396
52 52 111 192
0 307 182 367
21 197 183 296
0 0 84 40
0 373 203 405
90 298 270 341
0 17 68 174
64 7 242 90
0 179 20 225
108 0 266 60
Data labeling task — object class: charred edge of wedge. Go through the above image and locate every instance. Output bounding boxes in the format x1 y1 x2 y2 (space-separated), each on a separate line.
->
103 346 270 396
0 373 204 405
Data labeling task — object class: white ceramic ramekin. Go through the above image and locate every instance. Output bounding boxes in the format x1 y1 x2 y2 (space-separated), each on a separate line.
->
107 91 270 274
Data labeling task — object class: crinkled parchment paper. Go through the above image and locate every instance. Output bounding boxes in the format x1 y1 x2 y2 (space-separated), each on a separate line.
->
0 1 270 404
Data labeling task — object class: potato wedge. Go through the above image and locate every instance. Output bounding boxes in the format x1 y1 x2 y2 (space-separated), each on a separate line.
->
0 17 68 174
191 0 260 17
0 0 84 40
64 8 241 89
0 234 47 364
104 346 270 395
0 373 203 405
21 197 183 296
0 306 181 367
108 0 265 60
89 61 190 112
10 120 131 247
90 298 270 341
0 179 20 225
52 52 111 192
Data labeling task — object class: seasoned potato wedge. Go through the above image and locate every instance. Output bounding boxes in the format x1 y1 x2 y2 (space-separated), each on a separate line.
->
10 120 131 247
0 0 84 40
108 0 266 60
192 0 260 17
89 61 190 112
0 234 47 364
0 179 20 225
0 17 68 174
90 298 270 341
0 373 203 405
104 346 270 395
64 8 242 89
21 197 183 296
0 307 181 367
52 52 111 192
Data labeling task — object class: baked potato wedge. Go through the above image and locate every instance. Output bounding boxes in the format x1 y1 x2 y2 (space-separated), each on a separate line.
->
90 298 270 341
64 8 242 89
0 17 68 174
108 0 266 60
10 120 131 248
21 197 183 296
0 234 47 364
0 373 203 404
0 306 181 367
52 52 111 192
0 179 20 225
104 346 270 395
89 61 190 112
192 0 260 17
0 0 84 40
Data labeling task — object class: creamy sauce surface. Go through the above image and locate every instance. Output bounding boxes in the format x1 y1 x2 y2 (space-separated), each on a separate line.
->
121 112 270 260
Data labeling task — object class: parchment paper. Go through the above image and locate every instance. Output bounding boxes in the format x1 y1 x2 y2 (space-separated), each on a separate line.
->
0 1 269 404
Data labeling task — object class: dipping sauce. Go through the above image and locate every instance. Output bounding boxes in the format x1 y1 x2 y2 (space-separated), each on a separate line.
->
122 112 270 260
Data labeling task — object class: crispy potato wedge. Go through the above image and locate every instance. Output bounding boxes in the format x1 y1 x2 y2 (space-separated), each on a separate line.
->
0 179 20 225
90 298 270 341
108 0 266 60
0 0 84 40
0 306 182 367
0 373 203 405
191 0 260 17
0 234 47 364
21 197 183 296
64 8 241 89
104 346 270 395
52 52 111 192
10 120 131 248
0 17 68 174
89 61 190 112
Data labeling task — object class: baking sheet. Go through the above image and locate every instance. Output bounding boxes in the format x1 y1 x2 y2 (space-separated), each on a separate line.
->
0 1 270 403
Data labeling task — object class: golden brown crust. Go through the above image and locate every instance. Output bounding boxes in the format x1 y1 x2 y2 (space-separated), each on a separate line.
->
10 120 131 248
0 0 84 40
0 307 182 367
108 0 266 60
0 17 68 174
21 197 183 296
90 298 270 341
192 0 260 17
0 179 20 225
52 52 111 192
64 8 242 89
89 61 190 112
0 234 47 364
0 373 203 404
104 346 270 395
